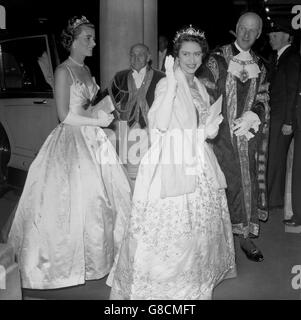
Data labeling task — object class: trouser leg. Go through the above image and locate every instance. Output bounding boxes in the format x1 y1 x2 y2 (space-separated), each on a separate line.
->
267 118 293 208
292 130 301 224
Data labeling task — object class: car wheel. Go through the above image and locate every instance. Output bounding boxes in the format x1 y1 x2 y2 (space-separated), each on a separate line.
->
0 127 10 185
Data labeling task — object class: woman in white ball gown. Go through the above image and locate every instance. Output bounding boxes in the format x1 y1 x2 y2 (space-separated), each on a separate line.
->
7 16 132 289
107 26 236 300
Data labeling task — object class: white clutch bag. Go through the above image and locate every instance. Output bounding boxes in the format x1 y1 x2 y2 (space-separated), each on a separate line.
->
91 95 115 118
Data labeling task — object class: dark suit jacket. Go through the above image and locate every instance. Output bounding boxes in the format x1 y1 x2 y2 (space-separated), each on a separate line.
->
269 46 301 125
159 48 173 73
296 77 301 130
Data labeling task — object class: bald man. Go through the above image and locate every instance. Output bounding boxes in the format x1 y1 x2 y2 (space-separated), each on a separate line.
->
197 12 270 262
100 43 165 179
104 43 165 128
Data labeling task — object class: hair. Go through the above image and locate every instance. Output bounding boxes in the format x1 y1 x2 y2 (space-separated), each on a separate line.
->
173 29 209 58
173 34 209 57
236 12 263 36
61 16 95 51
129 43 150 55
159 35 168 43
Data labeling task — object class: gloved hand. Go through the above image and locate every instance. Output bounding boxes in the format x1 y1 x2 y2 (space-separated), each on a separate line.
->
233 111 260 138
164 55 177 90
281 124 293 136
95 110 114 127
205 114 223 139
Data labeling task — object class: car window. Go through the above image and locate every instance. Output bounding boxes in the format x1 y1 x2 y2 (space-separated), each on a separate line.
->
0 35 54 93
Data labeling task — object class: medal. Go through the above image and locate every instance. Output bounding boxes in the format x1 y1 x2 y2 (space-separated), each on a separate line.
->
239 67 249 83
231 57 256 83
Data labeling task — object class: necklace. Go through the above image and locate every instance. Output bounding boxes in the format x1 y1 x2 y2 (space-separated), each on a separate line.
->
68 56 84 67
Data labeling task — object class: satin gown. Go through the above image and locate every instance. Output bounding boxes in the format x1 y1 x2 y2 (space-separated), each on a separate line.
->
8 65 132 289
107 81 236 300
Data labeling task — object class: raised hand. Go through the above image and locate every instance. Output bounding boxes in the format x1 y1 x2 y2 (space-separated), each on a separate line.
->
164 55 177 89
97 110 114 127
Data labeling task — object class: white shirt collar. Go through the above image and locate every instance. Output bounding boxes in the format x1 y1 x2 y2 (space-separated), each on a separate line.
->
159 48 167 57
132 65 147 76
277 44 291 59
234 42 253 61
158 49 167 70
234 41 250 54
132 65 147 88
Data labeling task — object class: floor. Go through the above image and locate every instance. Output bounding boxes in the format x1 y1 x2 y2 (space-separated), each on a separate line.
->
0 189 301 300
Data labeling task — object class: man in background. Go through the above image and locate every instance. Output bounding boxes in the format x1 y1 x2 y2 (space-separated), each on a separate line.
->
103 43 164 178
158 35 171 72
267 20 301 219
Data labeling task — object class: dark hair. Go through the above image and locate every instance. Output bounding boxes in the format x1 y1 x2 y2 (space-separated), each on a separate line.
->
61 16 95 51
173 33 209 58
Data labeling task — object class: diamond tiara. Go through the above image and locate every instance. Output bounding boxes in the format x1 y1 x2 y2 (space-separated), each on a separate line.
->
173 25 206 43
71 16 90 30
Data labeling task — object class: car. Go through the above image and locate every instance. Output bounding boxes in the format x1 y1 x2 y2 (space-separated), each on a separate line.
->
0 30 62 191
0 27 132 195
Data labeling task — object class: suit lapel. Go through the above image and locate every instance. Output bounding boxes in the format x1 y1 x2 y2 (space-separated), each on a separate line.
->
277 46 292 66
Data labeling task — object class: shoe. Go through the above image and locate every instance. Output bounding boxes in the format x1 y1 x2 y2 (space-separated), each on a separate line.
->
240 238 264 262
241 246 264 262
283 218 301 227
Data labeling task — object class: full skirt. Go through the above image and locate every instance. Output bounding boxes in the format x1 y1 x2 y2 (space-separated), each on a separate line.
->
107 137 236 300
8 123 132 289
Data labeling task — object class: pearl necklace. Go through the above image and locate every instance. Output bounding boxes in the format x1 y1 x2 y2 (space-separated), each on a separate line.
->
68 56 84 67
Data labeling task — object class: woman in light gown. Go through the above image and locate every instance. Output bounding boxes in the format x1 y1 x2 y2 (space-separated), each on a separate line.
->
7 16 132 289
107 27 236 300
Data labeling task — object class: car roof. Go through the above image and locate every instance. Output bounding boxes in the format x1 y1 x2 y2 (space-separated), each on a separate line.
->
0 29 52 41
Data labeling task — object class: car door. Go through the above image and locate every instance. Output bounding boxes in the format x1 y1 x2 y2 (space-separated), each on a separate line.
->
0 34 59 172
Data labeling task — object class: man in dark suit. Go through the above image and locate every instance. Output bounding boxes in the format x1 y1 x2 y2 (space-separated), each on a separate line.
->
267 21 301 214
158 35 172 73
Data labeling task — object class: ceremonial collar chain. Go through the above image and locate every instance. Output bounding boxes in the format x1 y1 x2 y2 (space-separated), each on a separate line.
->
231 57 256 65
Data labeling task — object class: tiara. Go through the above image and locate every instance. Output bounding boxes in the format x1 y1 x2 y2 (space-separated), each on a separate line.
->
173 25 206 43
71 16 90 30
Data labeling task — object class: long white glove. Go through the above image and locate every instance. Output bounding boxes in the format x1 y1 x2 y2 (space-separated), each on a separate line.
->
165 55 178 90
153 55 177 132
63 110 113 127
